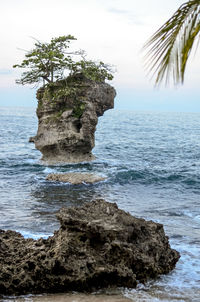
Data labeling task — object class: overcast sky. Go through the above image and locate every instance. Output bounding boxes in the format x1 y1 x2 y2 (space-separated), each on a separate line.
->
0 0 200 111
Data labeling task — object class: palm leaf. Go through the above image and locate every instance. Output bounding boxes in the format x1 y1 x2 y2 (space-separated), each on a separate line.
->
143 0 200 85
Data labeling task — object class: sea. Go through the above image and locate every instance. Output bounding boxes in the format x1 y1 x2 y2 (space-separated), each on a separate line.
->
0 106 200 302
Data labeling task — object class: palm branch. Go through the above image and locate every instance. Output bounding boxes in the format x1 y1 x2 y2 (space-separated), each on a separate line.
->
143 0 200 85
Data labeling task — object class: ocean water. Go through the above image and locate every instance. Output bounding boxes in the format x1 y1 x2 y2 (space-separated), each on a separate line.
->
0 106 200 302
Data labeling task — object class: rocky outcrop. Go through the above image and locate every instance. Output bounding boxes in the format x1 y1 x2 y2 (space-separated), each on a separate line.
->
46 173 106 184
0 200 180 296
33 74 116 163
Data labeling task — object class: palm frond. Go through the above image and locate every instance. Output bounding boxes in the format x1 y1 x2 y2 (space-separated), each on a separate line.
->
143 0 200 86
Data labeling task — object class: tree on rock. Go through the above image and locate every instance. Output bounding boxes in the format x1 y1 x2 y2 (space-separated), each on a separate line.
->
13 35 114 86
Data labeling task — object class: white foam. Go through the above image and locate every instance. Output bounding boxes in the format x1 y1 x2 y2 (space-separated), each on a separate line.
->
16 230 52 240
43 167 56 174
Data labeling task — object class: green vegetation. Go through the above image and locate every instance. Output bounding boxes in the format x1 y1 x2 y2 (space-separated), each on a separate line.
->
44 108 70 124
72 101 85 118
13 35 114 87
143 0 200 86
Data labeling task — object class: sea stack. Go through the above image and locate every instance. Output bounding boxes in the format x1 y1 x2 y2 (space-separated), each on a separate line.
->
33 74 116 163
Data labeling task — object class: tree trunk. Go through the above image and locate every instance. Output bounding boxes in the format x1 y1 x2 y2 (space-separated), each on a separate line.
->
51 67 54 82
42 76 51 83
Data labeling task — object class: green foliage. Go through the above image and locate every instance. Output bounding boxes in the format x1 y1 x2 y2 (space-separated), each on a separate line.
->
69 60 114 82
72 101 85 118
143 0 200 86
46 81 79 102
13 35 76 85
13 35 114 87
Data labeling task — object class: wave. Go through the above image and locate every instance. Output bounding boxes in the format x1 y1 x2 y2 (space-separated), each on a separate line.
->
112 168 200 189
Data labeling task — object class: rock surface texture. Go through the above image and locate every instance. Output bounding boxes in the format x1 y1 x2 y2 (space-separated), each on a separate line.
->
0 200 180 296
33 75 116 163
46 173 106 184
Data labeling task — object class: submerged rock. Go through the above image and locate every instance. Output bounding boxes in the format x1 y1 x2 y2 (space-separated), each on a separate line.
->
46 173 106 184
33 74 116 163
0 200 180 296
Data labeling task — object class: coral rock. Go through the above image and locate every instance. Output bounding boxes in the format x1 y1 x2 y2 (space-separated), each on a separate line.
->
46 173 106 184
0 200 180 296
33 75 116 163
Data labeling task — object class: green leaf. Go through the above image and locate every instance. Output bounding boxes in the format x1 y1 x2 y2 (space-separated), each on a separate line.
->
143 0 200 86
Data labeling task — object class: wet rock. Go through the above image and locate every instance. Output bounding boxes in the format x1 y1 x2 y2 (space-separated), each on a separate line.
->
33 74 116 163
30 293 132 302
29 136 35 143
0 200 180 296
46 173 106 184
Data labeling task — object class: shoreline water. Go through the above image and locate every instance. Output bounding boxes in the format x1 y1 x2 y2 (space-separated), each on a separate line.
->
1 107 200 301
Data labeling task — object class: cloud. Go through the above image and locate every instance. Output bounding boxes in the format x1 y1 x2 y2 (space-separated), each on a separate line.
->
107 7 130 15
107 7 144 25
0 0 200 110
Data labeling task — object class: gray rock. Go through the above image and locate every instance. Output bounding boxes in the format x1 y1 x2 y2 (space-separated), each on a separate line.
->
33 75 116 163
0 199 180 296
46 173 106 184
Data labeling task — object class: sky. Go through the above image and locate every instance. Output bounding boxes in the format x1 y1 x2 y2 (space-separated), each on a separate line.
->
0 0 200 112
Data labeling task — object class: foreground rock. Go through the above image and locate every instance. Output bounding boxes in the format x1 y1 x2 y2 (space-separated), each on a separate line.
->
0 200 180 296
46 173 106 184
33 74 116 163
